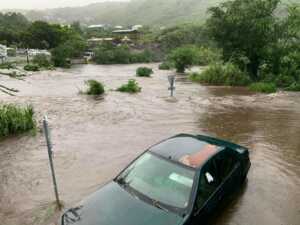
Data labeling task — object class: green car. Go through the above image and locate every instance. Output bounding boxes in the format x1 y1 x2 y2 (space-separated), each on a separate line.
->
61 134 250 225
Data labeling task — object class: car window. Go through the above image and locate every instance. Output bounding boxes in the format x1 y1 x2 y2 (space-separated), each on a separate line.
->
213 150 239 182
194 150 239 210
116 152 195 209
195 160 220 210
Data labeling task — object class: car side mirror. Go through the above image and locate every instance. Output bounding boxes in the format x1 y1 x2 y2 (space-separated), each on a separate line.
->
205 172 214 184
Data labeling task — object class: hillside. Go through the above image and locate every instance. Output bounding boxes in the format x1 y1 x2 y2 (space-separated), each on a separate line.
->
22 0 224 26
4 0 300 27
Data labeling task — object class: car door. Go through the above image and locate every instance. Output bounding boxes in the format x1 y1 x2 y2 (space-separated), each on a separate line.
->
191 150 241 222
216 149 242 196
191 158 222 221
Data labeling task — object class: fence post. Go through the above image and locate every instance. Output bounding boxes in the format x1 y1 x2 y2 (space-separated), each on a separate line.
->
43 116 61 210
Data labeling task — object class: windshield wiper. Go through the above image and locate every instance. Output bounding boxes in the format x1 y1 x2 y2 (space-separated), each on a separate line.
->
152 200 169 213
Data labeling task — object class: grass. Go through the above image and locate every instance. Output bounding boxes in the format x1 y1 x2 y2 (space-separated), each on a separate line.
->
117 79 141 93
158 61 173 70
24 64 40 71
189 63 250 86
0 104 36 139
136 67 153 77
285 82 300 91
84 80 105 95
249 82 277 93
0 62 16 70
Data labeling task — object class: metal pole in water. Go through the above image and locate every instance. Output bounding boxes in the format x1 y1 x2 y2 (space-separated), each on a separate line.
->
168 75 176 97
43 116 61 209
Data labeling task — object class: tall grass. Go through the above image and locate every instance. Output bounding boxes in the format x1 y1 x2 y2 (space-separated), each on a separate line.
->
0 104 36 139
189 63 250 86
249 82 277 93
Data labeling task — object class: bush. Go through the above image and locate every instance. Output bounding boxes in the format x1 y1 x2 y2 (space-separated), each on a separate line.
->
275 74 295 88
0 62 16 69
168 46 198 73
84 80 105 95
94 44 156 64
249 82 277 93
158 61 174 70
189 63 250 86
24 64 40 71
0 104 36 139
117 79 141 93
285 82 300 91
136 67 153 77
195 47 222 66
51 38 86 68
32 54 52 69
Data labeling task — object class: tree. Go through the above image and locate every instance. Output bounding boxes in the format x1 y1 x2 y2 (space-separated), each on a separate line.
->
207 0 280 80
168 46 198 73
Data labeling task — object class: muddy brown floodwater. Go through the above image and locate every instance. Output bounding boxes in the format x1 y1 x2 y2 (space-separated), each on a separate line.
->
0 63 299 225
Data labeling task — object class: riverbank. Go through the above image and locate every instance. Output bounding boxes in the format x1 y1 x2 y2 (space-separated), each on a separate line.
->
0 64 299 225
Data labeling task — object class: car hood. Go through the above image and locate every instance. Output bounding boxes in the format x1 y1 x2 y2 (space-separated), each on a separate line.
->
62 182 184 225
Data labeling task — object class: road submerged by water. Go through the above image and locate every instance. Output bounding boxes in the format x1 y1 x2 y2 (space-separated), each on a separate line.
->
0 63 299 225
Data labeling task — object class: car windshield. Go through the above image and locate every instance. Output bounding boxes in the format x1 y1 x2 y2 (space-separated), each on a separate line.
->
116 152 195 210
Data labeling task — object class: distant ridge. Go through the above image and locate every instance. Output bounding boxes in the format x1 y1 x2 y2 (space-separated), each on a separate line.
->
2 0 299 26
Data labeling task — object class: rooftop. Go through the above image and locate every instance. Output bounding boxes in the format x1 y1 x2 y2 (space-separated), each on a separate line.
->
149 134 223 169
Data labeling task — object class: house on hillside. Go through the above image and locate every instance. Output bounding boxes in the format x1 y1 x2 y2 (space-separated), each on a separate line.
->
112 28 141 41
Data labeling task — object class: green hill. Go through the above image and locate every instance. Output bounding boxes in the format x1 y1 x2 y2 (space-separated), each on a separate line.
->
5 0 300 27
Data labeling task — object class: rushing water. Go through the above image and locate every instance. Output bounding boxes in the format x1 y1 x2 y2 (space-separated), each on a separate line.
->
0 64 299 225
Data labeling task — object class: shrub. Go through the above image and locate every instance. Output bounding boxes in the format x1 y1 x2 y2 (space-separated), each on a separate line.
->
32 54 52 69
195 47 222 66
168 46 198 73
131 49 157 63
0 62 16 70
136 67 153 77
275 74 295 88
285 82 300 91
0 104 36 139
223 63 251 86
51 38 86 68
158 61 174 70
84 80 105 95
94 44 156 64
24 64 40 71
189 63 250 86
249 82 277 93
117 79 141 93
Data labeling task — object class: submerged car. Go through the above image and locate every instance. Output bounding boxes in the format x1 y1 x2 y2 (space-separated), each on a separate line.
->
61 134 250 225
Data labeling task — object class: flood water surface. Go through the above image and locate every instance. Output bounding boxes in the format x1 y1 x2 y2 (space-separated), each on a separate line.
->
0 64 299 225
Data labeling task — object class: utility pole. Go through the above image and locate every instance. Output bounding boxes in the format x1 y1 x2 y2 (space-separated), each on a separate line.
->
43 116 61 210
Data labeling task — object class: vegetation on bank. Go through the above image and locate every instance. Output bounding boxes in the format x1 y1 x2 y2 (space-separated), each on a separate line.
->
0 104 36 139
158 61 173 70
32 54 53 69
24 64 40 71
93 44 157 65
117 79 141 93
136 67 153 77
189 63 251 86
84 80 105 95
249 82 277 93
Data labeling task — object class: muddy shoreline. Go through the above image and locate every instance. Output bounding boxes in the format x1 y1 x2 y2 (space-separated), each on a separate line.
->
1 64 299 225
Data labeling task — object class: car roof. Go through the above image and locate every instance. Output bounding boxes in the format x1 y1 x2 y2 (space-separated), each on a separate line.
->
149 134 241 169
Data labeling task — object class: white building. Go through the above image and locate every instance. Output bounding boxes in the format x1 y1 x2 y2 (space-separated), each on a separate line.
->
88 24 105 29
0 44 7 59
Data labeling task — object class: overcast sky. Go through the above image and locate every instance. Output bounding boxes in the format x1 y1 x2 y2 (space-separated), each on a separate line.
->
0 0 129 10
